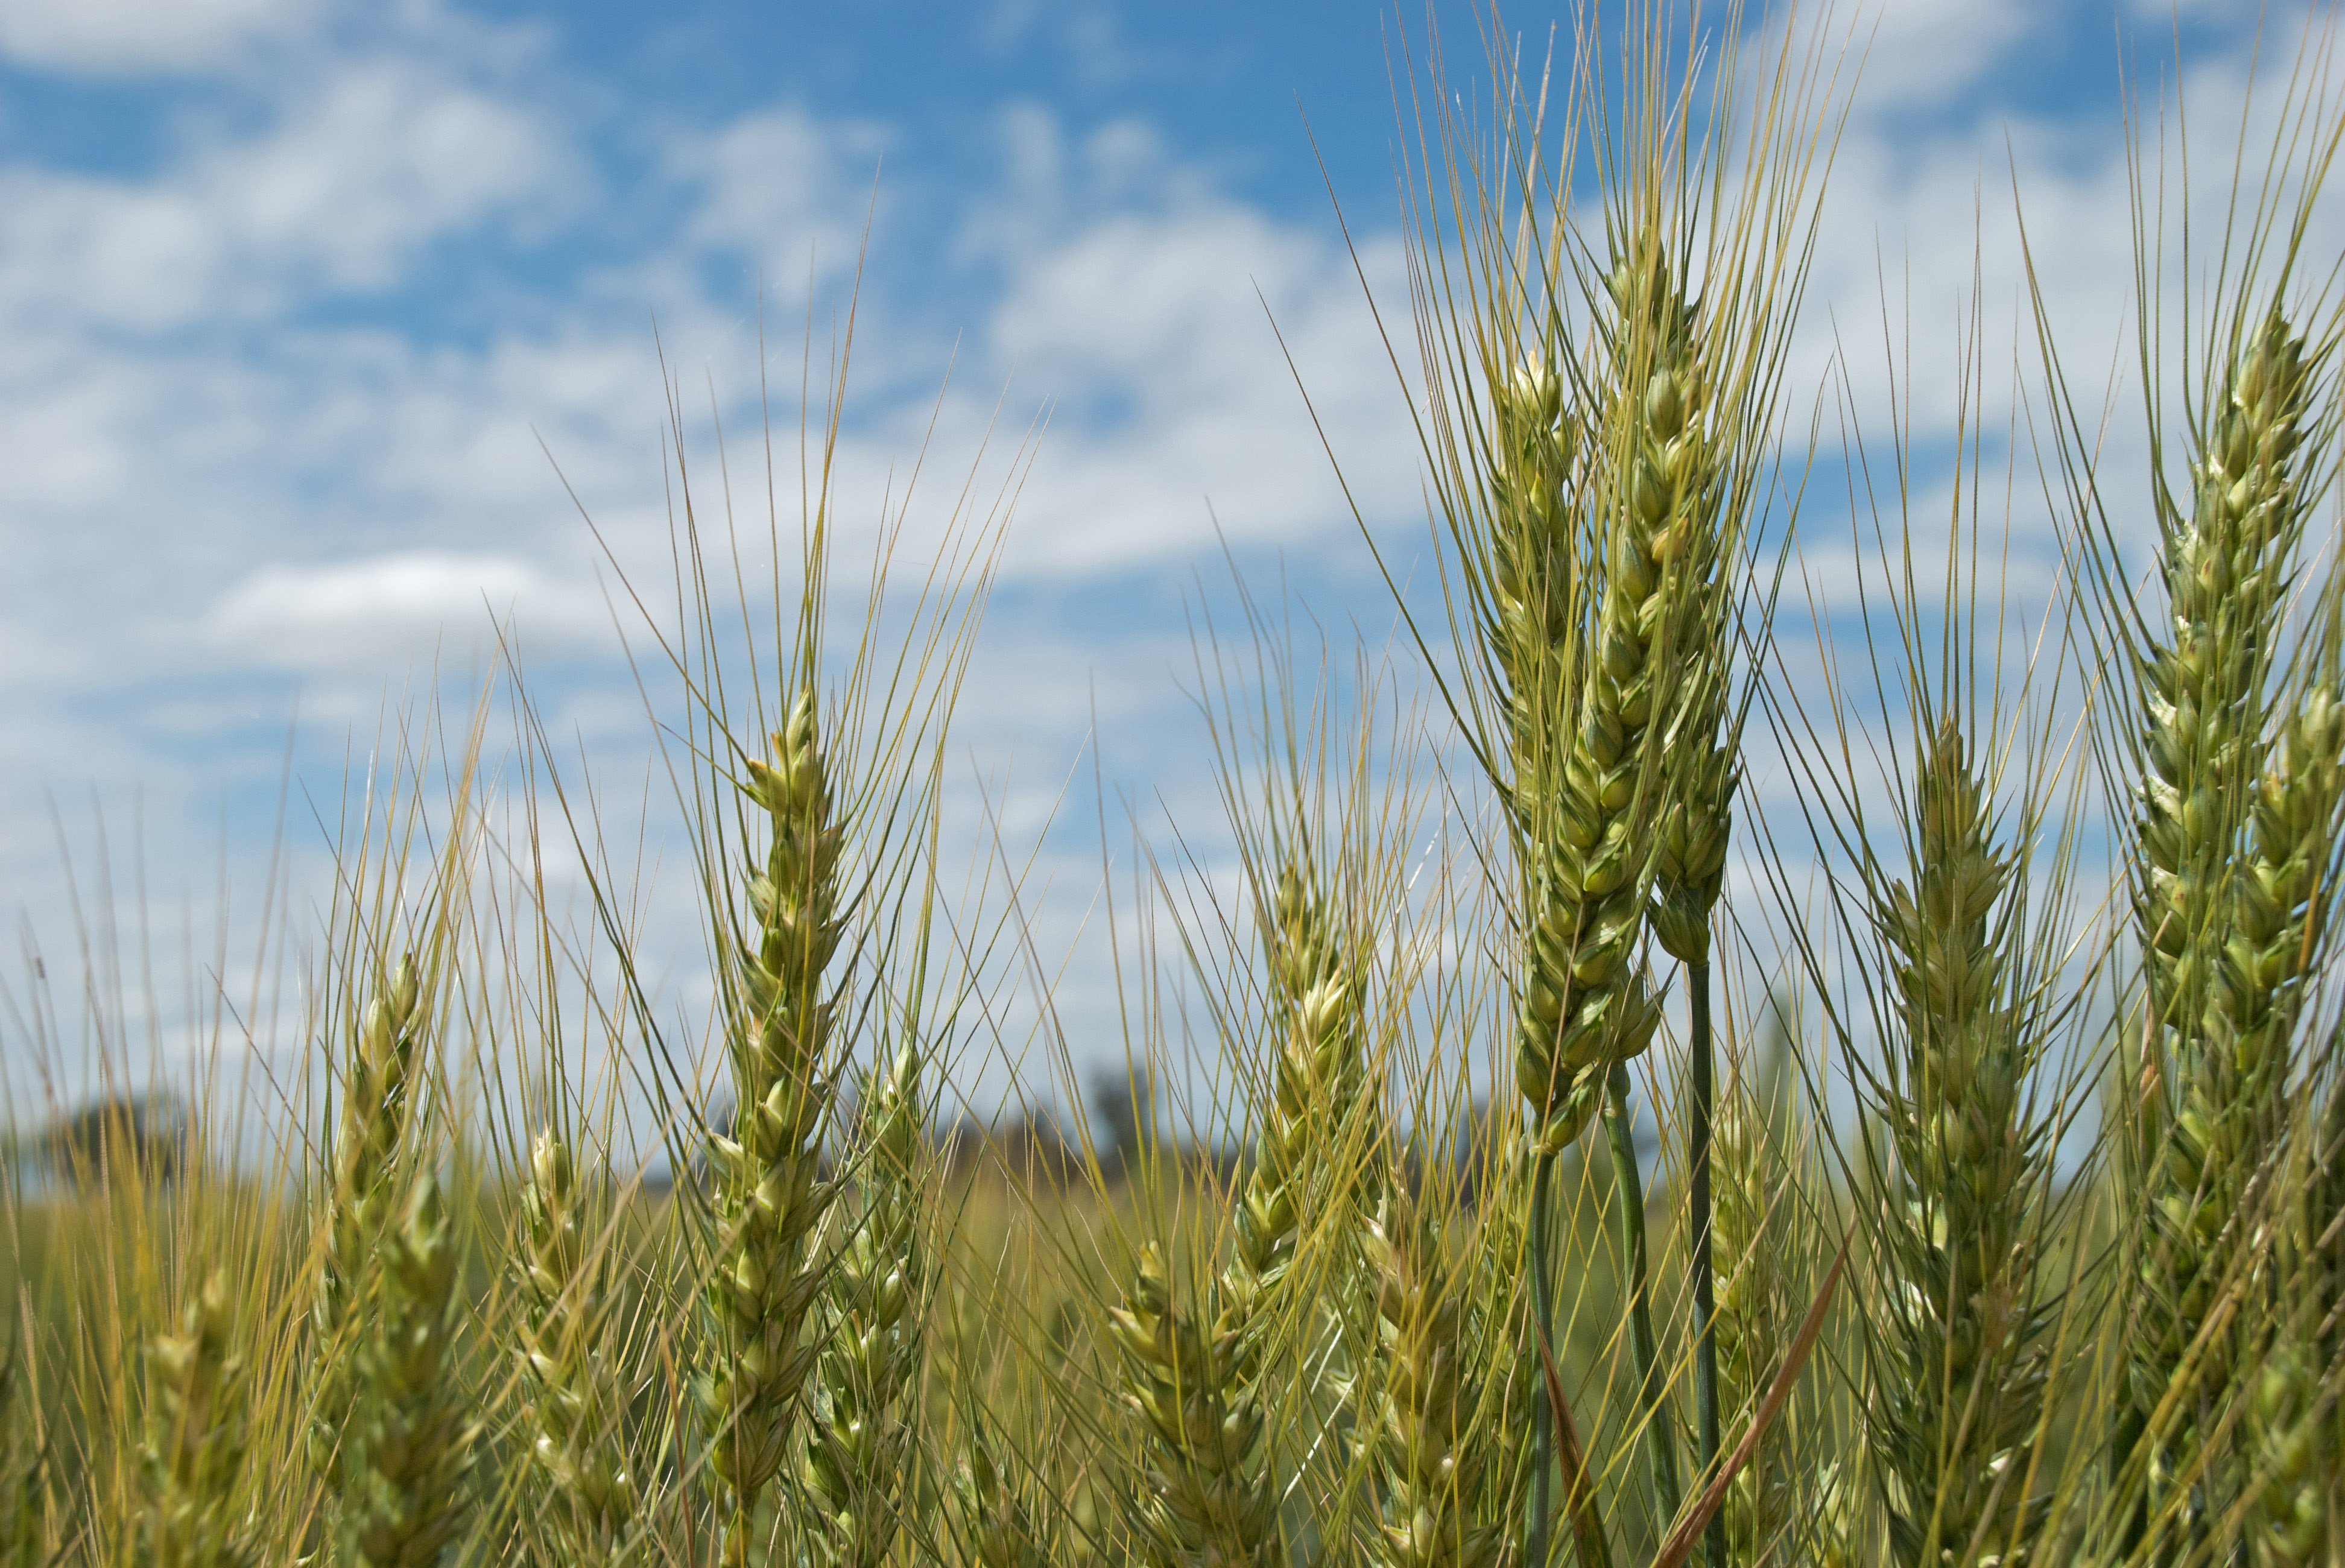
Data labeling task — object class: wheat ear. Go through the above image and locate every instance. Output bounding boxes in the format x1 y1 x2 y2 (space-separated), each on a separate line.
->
310 953 424 1484
1710 1049 1806 1567
2127 306 2317 1549
1235 856 1373 1356
952 1418 1048 1568
1106 849 1367 1568
1107 1243 1280 1568
701 683 844 1568
1635 250 1742 1568
1504 327 1670 1155
1870 716 2054 1568
2240 684 2345 1568
1593 235 1738 1528
516 1131 636 1561
336 1169 472 1568
1364 1189 1512 1568
803 1043 928 1568
141 1269 252 1568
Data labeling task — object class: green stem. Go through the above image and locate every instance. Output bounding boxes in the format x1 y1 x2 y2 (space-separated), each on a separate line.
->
1689 962 1723 1568
1530 1149 1558 1568
1606 1064 1681 1533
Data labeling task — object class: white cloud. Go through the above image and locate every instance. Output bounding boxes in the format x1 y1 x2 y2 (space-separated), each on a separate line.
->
0 57 569 334
205 550 611 668
0 0 318 76
1847 0 2042 110
947 109 1419 575
672 106 889 283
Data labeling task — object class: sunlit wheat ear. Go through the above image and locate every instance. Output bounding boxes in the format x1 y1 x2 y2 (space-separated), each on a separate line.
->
1364 1189 1509 1568
1631 250 1738 976
952 1418 1048 1568
309 953 423 1485
140 1269 253 1568
2128 305 2318 1544
1107 1243 1280 1568
1504 361 1663 1152
516 1132 636 1562
1869 716 2055 1568
700 682 844 1568
338 1171 472 1568
803 1043 928 1568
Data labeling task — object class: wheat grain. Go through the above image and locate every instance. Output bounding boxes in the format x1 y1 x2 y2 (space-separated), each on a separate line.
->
1232 854 1373 1367
1506 314 1671 1155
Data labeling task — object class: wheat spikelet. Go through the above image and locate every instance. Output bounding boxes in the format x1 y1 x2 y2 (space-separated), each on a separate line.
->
700 683 845 1568
1107 1244 1279 1568
310 954 424 1484
515 1131 636 1561
140 1269 252 1568
1869 716 2054 1568
337 1171 472 1568
803 1043 928 1568
2128 306 2318 1550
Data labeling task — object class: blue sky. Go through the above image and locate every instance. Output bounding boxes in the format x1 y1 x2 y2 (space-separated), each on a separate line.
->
1 0 2331 1126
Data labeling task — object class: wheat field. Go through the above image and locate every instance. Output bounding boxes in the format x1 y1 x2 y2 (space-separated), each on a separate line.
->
4 5 2344 1567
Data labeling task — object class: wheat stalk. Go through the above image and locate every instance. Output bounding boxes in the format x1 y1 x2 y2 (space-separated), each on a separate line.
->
1106 841 1372 1568
515 1131 636 1562
700 681 846 1568
802 1043 928 1568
